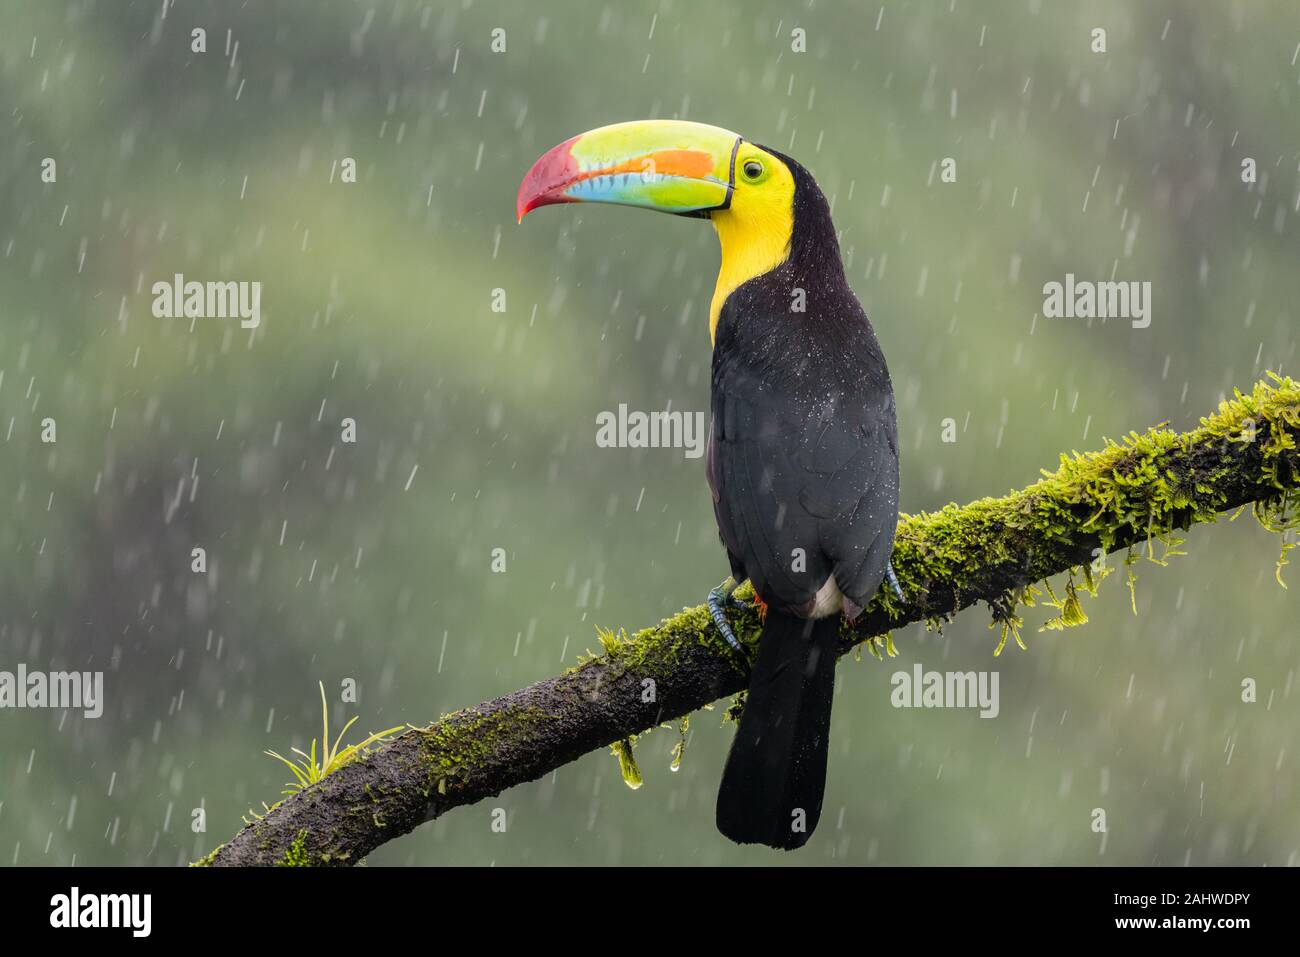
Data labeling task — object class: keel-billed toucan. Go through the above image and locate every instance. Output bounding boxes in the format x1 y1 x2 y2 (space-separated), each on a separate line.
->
517 120 900 850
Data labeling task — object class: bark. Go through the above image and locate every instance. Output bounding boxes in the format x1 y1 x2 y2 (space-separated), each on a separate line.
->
196 376 1299 866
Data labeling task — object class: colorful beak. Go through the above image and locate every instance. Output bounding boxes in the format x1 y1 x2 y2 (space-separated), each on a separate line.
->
516 120 742 222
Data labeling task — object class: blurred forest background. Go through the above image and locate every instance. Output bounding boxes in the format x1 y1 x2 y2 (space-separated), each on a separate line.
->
1 0 1298 866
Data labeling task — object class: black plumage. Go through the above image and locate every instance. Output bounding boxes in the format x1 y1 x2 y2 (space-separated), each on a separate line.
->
709 149 898 849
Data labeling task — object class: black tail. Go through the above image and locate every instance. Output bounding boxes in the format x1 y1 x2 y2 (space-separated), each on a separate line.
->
716 610 839 850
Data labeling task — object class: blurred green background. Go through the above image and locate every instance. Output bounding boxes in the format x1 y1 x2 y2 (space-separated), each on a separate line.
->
1 0 1297 866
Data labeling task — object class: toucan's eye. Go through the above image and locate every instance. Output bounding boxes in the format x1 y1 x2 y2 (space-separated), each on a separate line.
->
742 159 764 180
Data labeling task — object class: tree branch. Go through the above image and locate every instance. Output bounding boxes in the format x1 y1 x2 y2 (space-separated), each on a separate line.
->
197 375 1300 866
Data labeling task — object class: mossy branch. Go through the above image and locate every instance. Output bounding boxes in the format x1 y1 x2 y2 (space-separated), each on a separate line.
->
197 375 1300 866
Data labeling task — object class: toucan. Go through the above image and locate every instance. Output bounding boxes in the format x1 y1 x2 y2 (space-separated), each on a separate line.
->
517 120 900 850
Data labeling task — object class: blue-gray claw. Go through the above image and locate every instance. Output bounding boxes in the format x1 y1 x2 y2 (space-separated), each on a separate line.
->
885 560 905 603
707 582 752 666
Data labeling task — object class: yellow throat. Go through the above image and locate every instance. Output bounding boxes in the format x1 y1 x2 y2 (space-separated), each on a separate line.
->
708 160 797 343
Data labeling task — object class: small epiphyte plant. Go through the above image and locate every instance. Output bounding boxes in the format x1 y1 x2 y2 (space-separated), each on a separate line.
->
246 682 403 822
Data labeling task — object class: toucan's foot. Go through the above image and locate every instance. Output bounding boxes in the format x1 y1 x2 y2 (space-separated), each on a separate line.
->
885 560 905 603
724 589 753 612
707 581 752 667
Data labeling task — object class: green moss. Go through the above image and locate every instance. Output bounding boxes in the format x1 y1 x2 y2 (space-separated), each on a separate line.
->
879 374 1300 652
416 704 556 791
577 596 761 679
189 844 224 867
669 716 689 772
277 829 312 867
724 691 746 725
609 737 643 789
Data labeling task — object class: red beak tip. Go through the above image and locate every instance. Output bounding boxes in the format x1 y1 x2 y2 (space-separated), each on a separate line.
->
517 137 579 225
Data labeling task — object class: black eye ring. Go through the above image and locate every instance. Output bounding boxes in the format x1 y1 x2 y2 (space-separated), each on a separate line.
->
742 159 764 180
